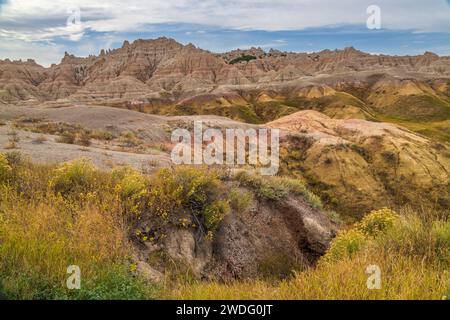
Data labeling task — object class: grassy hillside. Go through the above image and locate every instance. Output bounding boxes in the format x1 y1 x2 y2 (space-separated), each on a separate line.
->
0 152 448 300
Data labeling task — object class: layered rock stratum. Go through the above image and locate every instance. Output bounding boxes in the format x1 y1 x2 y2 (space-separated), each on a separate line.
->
1 37 450 105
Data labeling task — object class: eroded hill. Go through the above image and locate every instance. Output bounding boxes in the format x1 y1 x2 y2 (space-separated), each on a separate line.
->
2 38 450 142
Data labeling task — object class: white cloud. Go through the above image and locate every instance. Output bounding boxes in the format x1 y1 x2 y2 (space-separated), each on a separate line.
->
0 39 64 66
1 0 450 65
0 0 449 41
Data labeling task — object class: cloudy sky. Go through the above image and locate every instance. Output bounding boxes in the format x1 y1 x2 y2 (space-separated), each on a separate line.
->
1 0 450 66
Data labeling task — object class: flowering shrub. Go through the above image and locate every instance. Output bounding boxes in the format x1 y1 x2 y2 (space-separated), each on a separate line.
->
357 208 399 238
321 229 366 263
112 166 147 200
148 166 227 234
322 208 399 263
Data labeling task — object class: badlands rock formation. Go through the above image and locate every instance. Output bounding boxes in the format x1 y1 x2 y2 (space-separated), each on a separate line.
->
1 37 449 105
134 192 337 280
2 37 449 142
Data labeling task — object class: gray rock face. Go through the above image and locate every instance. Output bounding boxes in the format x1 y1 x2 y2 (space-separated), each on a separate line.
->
134 193 337 281
206 196 336 280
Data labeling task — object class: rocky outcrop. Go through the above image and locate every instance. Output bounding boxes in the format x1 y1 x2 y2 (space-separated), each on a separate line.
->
207 196 336 279
0 59 47 104
133 188 336 281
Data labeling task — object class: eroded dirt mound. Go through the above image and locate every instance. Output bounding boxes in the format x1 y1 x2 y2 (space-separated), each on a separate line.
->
269 110 450 216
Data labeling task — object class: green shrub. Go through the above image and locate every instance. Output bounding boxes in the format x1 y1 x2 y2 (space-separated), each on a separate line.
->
235 171 322 208
112 166 147 200
68 265 153 300
303 191 323 209
0 154 12 183
258 179 290 200
357 208 398 238
49 159 96 194
229 55 257 64
236 171 288 201
321 229 366 263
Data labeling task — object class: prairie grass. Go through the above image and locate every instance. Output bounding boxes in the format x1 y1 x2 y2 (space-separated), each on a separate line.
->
0 154 448 300
164 252 448 300
0 157 237 299
162 208 450 300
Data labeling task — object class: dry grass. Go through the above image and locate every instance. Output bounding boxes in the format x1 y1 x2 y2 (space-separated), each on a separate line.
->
164 252 448 300
0 157 154 299
32 134 47 144
4 130 20 149
162 208 450 300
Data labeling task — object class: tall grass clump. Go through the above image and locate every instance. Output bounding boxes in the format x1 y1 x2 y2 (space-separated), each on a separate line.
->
112 166 147 199
229 187 254 214
322 208 398 263
112 166 148 217
49 158 97 195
